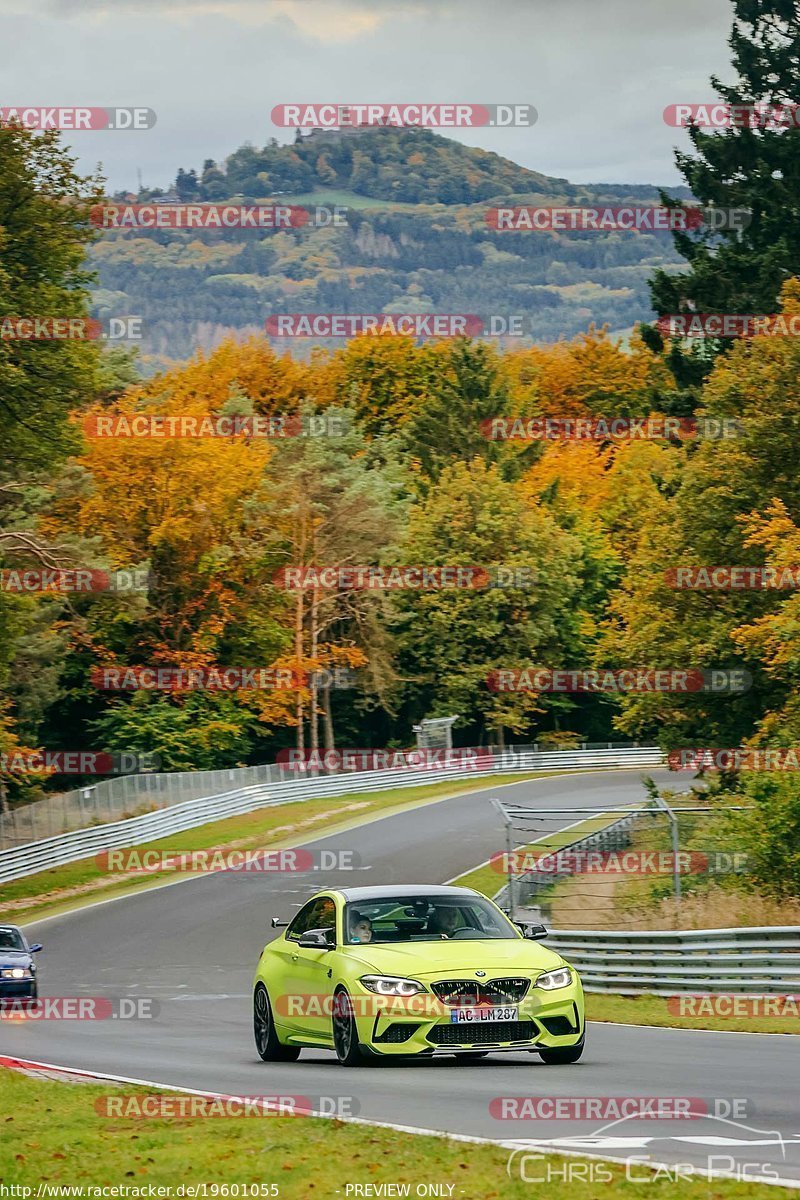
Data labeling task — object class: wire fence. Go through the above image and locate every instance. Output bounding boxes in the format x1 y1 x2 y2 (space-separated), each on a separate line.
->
0 741 659 854
492 797 751 932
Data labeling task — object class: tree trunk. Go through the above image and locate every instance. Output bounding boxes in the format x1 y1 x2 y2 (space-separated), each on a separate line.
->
295 513 307 755
309 542 320 753
322 683 335 751
295 586 305 755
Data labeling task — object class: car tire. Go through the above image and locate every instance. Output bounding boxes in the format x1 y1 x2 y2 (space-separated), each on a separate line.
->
254 984 300 1062
538 1033 585 1064
332 988 368 1067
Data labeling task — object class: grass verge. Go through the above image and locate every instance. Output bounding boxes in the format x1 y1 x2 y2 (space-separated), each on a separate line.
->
0 1068 785 1198
2 771 558 928
586 992 799 1035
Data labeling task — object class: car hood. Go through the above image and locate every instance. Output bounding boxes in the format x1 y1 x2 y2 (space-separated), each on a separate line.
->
344 938 565 977
0 950 32 968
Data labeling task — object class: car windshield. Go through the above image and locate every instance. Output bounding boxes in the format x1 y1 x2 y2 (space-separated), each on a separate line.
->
0 928 24 951
343 896 519 943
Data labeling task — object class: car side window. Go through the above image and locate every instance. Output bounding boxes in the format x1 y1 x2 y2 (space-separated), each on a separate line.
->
286 900 320 942
311 898 336 945
286 897 337 944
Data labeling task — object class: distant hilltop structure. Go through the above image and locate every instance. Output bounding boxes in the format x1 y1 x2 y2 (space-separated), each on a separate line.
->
295 121 412 146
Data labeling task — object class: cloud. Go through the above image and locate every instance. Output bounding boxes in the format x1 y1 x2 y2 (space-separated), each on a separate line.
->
1 0 414 37
0 0 734 191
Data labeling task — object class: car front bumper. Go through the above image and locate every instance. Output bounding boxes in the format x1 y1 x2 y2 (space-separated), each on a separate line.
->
353 982 585 1056
0 979 36 1000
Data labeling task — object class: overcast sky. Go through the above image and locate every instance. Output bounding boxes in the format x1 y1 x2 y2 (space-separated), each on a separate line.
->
1 0 735 192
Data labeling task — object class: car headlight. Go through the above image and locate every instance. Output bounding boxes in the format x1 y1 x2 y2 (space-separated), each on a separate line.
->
535 967 572 991
0 968 31 979
360 975 426 997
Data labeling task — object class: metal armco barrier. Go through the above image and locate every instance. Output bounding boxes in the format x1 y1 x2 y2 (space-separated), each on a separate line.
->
545 926 800 995
0 745 662 884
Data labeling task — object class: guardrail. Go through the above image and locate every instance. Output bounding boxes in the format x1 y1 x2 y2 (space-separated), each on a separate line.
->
0 745 663 884
0 740 656 849
545 926 800 995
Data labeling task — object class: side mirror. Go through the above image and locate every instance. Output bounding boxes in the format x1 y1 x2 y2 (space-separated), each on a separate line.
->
516 923 548 940
29 943 43 953
297 929 333 950
270 917 288 929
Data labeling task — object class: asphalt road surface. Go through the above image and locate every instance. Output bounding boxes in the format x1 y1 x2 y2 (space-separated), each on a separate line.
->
3 769 799 1187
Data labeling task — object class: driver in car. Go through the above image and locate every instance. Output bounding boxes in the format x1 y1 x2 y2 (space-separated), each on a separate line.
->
427 905 460 937
349 912 373 943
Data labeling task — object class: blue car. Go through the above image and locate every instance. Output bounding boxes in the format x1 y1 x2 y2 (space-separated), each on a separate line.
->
0 925 42 1001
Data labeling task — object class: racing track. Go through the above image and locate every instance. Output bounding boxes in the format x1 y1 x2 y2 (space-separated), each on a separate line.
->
3 769 799 1187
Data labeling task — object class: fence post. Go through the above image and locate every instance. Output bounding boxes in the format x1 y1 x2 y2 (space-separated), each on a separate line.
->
492 798 515 919
653 792 681 903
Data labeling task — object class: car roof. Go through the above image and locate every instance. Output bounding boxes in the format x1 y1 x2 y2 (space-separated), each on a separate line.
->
333 884 480 901
0 925 22 933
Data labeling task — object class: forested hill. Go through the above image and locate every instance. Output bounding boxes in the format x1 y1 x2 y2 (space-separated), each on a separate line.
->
174 126 569 205
94 127 692 368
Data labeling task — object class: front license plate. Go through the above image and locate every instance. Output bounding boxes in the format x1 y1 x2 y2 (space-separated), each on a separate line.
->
450 1005 518 1023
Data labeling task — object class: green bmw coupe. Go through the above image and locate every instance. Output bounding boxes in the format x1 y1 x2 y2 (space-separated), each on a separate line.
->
252 884 585 1066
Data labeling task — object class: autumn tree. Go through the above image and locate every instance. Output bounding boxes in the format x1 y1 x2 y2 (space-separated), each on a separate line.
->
256 405 406 752
0 126 103 798
395 459 584 745
600 280 800 747
646 1 800 391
